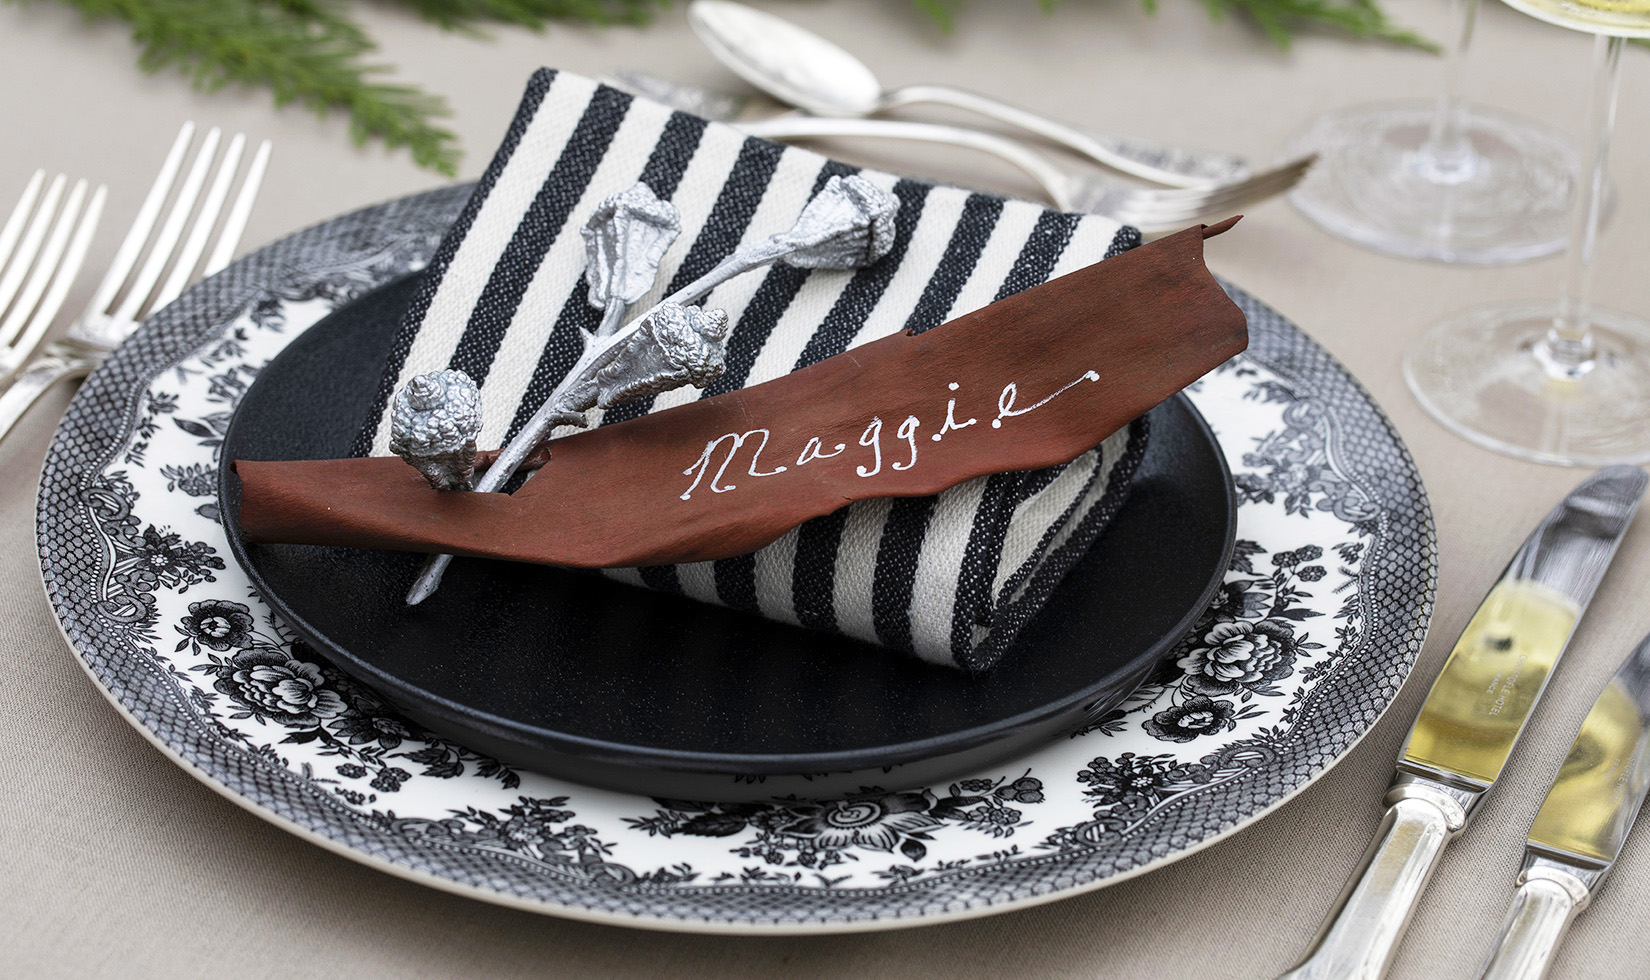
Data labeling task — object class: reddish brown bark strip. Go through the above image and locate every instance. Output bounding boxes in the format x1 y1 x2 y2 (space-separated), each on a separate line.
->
234 219 1246 569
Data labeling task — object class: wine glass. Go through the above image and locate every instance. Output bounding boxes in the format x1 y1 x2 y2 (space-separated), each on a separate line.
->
1404 6 1650 465
1282 0 1588 264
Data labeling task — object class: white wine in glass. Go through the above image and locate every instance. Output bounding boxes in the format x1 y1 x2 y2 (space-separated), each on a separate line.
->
1404 5 1650 465
1500 0 1650 35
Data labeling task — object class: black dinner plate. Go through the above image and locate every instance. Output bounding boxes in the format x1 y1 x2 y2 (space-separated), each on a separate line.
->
220 273 1236 800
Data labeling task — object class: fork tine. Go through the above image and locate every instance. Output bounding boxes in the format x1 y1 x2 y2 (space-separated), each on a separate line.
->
154 133 244 309
113 127 220 324
0 174 66 322
0 185 104 374
0 179 87 350
0 170 46 277
204 138 270 276
1122 159 1313 223
85 121 195 322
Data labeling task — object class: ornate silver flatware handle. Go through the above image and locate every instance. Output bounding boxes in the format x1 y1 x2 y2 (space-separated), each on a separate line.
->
1474 862 1589 980
1277 777 1473 980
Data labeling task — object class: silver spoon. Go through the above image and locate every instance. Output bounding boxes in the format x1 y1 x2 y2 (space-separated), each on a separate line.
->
686 0 1251 189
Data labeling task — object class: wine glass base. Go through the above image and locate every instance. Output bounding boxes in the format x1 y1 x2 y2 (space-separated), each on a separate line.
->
1282 101 1592 265
1404 302 1650 465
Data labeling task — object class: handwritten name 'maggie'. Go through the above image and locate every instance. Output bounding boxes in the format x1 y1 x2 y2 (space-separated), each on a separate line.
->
678 368 1102 501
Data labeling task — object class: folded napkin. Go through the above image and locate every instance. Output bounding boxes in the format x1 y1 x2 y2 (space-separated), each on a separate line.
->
355 68 1152 671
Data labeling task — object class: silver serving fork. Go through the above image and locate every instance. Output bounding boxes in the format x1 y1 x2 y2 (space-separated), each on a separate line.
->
738 116 1313 232
0 122 271 445
0 172 107 385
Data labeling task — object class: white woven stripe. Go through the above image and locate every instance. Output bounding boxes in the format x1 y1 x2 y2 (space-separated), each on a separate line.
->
753 526 801 626
1049 214 1118 279
905 479 991 665
369 73 598 454
472 99 676 448
991 452 1102 606
601 566 646 587
831 497 894 645
856 185 969 342
676 560 719 604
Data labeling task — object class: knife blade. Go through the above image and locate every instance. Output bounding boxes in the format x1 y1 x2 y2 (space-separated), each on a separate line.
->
1278 465 1647 980
1474 630 1650 980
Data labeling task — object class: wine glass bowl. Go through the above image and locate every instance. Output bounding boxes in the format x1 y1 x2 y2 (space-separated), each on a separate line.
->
1283 101 1584 264
1405 0 1650 465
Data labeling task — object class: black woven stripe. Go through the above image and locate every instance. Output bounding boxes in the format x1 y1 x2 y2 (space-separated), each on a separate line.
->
792 508 851 632
601 136 787 427
638 564 683 595
352 68 557 456
791 179 931 369
699 160 858 399
993 211 1080 301
446 86 631 385
869 497 937 651
713 553 760 614
638 112 710 198
502 112 709 443
1105 224 1143 258
902 194 1003 336
946 472 1017 661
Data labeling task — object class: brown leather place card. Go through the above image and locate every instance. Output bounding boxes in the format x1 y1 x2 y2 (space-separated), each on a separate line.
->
234 219 1246 568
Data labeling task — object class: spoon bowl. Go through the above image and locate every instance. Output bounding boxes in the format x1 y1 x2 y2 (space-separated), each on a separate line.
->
689 0 885 116
685 0 1251 188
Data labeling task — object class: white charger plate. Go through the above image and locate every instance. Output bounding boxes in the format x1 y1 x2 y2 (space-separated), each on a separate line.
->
37 185 1434 933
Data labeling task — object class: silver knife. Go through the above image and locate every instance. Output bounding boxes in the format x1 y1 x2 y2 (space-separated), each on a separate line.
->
1474 629 1650 980
1278 465 1648 980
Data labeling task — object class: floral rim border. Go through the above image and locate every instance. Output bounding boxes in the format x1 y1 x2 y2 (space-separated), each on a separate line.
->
35 186 1435 930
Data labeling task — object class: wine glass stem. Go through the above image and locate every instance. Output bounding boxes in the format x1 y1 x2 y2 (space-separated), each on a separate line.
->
1542 34 1623 380
1415 0 1480 182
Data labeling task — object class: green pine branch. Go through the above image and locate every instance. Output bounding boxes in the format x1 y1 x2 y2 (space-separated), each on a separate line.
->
14 0 462 173
919 0 1435 49
8 0 671 175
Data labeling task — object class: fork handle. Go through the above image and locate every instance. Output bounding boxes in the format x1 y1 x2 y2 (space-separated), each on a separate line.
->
736 116 1076 209
882 84 1249 188
0 348 98 445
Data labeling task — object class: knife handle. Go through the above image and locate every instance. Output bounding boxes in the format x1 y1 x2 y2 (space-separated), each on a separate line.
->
1278 786 1469 980
1476 867 1590 980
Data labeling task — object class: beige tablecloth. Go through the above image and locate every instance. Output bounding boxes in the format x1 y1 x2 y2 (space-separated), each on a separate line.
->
3 2 1649 976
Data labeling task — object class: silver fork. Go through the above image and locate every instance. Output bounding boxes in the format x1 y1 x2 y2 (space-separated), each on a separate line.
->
0 122 271 446
736 116 1313 232
0 172 107 384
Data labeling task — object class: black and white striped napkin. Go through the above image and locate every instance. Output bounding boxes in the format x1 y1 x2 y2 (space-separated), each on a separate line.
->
357 68 1148 671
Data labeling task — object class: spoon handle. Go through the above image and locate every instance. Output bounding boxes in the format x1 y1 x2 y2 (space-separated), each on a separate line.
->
883 84 1249 188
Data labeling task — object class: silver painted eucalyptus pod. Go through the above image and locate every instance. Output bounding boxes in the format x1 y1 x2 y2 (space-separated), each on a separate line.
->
388 370 481 491
580 183 681 337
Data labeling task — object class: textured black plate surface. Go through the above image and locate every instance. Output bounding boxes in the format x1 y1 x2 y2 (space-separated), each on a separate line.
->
221 273 1235 799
